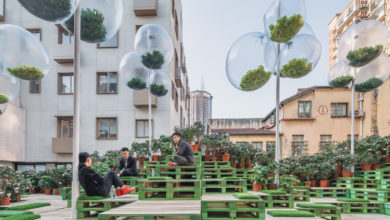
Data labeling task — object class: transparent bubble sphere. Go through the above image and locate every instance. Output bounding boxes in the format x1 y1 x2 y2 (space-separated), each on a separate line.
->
18 0 80 23
352 53 390 92
149 71 170 97
338 20 389 66
0 24 50 80
0 103 7 115
135 24 174 70
63 0 123 43
0 73 20 104
226 32 276 92
264 0 306 43
119 51 149 90
328 61 353 88
280 34 321 78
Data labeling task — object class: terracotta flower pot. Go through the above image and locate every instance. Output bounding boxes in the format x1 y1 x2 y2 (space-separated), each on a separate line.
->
361 163 372 171
152 155 159 161
333 173 340 179
44 188 52 195
294 182 300 186
268 174 274 178
231 163 237 168
212 157 218 161
304 182 311 187
16 194 22 201
53 188 60 195
319 180 330 187
342 171 354 177
246 164 253 169
384 156 390 163
310 180 318 187
336 165 343 172
239 164 245 169
253 182 262 192
269 184 277 190
191 144 199 153
0 196 10 205
372 164 381 170
29 189 36 194
204 156 210 161
222 154 230 162
39 187 44 193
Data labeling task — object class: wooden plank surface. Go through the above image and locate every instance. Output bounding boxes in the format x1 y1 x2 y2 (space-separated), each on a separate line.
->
102 194 138 202
201 193 237 201
101 200 201 215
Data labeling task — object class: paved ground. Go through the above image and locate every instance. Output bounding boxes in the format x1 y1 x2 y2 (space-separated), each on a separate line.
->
2 194 390 219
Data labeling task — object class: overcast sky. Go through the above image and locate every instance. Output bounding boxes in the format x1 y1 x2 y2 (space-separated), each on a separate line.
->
181 0 350 119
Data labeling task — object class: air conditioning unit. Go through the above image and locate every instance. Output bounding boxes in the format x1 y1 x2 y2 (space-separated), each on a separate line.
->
359 4 368 8
354 109 364 117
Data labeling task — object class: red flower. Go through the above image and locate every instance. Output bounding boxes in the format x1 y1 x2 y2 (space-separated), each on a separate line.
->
111 168 114 170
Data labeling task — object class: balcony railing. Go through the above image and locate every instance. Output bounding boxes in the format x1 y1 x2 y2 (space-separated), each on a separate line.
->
133 89 157 108
175 66 183 88
52 137 73 153
133 0 158 16
52 44 74 64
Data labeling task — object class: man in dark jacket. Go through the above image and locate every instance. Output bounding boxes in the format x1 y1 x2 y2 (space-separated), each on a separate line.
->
168 132 195 166
78 152 135 197
117 147 139 177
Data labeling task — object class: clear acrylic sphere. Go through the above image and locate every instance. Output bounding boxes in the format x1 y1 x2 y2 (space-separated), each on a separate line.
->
264 0 306 43
63 0 123 43
279 34 321 78
0 73 20 104
134 24 174 70
226 32 276 92
328 61 353 88
0 103 7 115
119 51 149 90
0 24 50 80
338 20 389 64
18 0 80 23
149 71 170 97
352 53 390 92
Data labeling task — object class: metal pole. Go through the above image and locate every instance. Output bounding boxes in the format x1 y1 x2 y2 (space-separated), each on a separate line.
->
351 78 355 174
274 0 281 186
148 70 152 162
70 1 81 219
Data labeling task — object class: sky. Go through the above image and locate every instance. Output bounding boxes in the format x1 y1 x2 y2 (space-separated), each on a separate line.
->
181 0 350 119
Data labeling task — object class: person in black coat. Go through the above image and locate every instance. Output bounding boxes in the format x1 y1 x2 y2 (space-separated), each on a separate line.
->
117 147 139 177
168 132 195 166
78 152 135 197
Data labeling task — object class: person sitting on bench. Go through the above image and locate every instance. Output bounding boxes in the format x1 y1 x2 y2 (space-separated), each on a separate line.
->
168 132 195 166
78 152 135 197
117 147 139 177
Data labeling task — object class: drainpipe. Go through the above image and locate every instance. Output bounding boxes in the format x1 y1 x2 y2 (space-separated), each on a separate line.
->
359 92 363 139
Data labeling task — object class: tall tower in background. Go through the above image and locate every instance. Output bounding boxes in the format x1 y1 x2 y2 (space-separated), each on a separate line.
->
190 87 213 133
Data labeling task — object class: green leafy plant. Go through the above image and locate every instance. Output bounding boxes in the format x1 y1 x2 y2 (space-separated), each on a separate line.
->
339 154 356 171
7 65 44 80
7 203 50 211
0 94 9 104
18 0 71 22
280 58 312 78
65 8 106 42
347 44 383 67
240 65 271 91
141 50 165 69
127 77 146 90
355 77 383 92
329 76 354 88
269 14 304 43
250 165 271 184
279 174 299 194
38 176 57 189
132 142 150 158
150 84 168 96
91 162 110 176
316 163 335 180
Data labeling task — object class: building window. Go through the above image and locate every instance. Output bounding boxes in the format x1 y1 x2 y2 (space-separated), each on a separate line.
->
136 25 143 33
0 0 5 21
57 117 73 138
171 81 175 100
319 135 332 150
29 80 41 93
270 113 275 124
266 141 275 152
58 73 74 94
331 103 348 117
291 135 306 157
136 120 153 138
97 118 117 140
175 90 178 111
97 72 118 94
171 0 175 17
97 32 118 48
298 101 312 118
58 26 74 44
347 135 359 142
27 29 41 41
175 14 179 40
253 142 263 150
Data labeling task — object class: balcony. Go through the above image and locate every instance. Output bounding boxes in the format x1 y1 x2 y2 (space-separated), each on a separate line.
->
52 44 74 64
133 0 158 16
52 137 73 153
133 89 157 108
181 54 187 74
175 66 183 88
